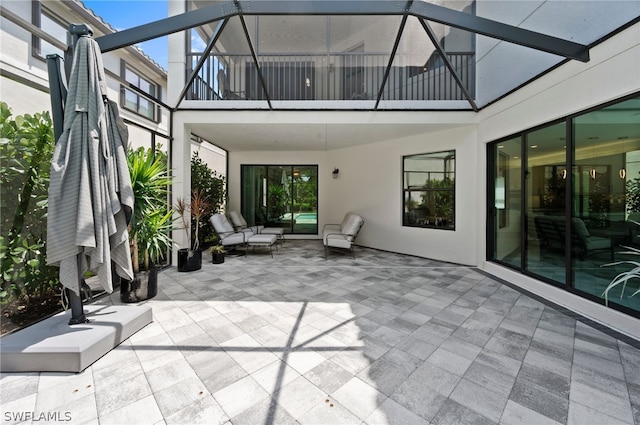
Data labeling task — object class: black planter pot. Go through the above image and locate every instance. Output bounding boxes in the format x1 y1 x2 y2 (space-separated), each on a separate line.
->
120 267 158 303
177 248 202 272
211 252 225 264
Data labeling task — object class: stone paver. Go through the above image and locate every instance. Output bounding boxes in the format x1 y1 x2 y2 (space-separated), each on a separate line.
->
1 240 638 425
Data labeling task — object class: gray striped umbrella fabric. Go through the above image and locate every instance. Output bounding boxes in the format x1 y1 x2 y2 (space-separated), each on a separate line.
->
47 36 134 294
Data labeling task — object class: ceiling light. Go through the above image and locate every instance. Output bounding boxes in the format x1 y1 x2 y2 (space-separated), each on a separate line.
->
530 145 538 149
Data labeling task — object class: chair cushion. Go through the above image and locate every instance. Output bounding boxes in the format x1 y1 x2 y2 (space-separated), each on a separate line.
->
210 213 235 235
261 227 284 236
248 234 277 246
228 211 248 229
220 232 246 246
572 218 591 241
341 214 364 242
325 234 351 249
340 213 354 230
586 236 611 250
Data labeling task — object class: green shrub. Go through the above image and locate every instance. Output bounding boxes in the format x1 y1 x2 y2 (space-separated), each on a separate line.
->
191 151 225 245
0 102 60 304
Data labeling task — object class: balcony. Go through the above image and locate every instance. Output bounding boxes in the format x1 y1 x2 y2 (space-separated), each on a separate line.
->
185 51 475 105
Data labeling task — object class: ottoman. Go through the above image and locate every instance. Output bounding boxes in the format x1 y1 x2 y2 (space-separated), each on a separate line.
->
247 234 278 257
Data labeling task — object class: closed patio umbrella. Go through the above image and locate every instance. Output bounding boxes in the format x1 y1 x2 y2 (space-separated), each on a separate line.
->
47 35 134 307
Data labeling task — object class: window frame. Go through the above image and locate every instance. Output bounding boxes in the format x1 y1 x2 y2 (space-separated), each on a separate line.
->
120 60 161 123
31 1 69 61
402 150 456 230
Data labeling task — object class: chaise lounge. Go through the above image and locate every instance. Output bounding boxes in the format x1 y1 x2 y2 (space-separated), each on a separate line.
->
211 213 278 257
210 213 252 254
227 211 285 243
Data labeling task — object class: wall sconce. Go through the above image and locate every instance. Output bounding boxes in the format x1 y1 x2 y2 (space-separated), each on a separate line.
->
561 169 567 179
590 169 597 179
332 167 339 179
619 168 626 179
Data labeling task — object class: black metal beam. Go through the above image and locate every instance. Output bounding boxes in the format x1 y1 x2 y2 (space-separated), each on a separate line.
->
96 1 589 62
96 2 239 52
409 1 589 62
375 14 409 109
418 18 478 111
236 1 272 108
175 19 228 107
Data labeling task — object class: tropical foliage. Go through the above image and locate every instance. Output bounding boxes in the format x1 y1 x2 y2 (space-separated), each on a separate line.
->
190 151 226 245
127 147 173 272
602 221 640 306
0 102 59 305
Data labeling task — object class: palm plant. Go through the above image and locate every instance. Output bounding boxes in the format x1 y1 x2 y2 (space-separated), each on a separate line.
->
136 209 174 271
602 221 640 306
127 147 172 273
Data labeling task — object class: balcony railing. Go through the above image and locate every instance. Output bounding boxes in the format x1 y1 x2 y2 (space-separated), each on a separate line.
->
185 51 474 103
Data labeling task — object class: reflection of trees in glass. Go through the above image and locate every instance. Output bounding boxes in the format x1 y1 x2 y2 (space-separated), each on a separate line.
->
626 177 640 215
292 168 317 212
420 178 455 225
268 184 288 218
543 173 565 209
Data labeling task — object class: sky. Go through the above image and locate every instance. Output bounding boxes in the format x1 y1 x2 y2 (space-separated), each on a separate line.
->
82 0 170 70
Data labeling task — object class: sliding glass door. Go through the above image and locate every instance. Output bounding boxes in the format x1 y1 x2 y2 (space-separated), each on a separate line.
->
487 94 640 317
241 165 318 234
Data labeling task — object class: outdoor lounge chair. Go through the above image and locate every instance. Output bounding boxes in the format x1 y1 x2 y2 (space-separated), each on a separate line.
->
533 215 614 261
322 212 364 259
227 211 285 243
210 213 252 253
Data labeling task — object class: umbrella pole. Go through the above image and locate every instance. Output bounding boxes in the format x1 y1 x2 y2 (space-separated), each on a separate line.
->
66 255 88 324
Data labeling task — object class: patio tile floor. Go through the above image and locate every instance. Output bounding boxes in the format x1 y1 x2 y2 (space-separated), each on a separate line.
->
1 240 639 425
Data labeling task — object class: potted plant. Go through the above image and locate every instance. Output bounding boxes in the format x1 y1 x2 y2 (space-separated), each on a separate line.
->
175 188 211 272
122 147 173 303
209 244 226 264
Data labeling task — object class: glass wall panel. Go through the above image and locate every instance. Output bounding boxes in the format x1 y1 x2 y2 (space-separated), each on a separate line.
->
573 97 640 313
241 165 318 234
492 137 522 267
525 122 566 283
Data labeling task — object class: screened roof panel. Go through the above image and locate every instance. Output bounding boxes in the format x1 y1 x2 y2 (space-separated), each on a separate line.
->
125 0 639 109
256 16 326 53
476 0 640 44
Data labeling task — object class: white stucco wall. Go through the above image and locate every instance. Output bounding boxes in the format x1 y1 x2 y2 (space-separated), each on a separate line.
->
325 126 478 265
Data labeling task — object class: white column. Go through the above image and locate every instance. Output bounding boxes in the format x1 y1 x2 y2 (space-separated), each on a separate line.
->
167 1 190 264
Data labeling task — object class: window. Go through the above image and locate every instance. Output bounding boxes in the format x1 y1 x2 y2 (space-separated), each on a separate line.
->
241 165 318 234
121 63 160 122
32 2 69 59
403 150 455 230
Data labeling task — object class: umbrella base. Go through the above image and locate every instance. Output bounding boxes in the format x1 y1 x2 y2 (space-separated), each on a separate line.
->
0 304 153 373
